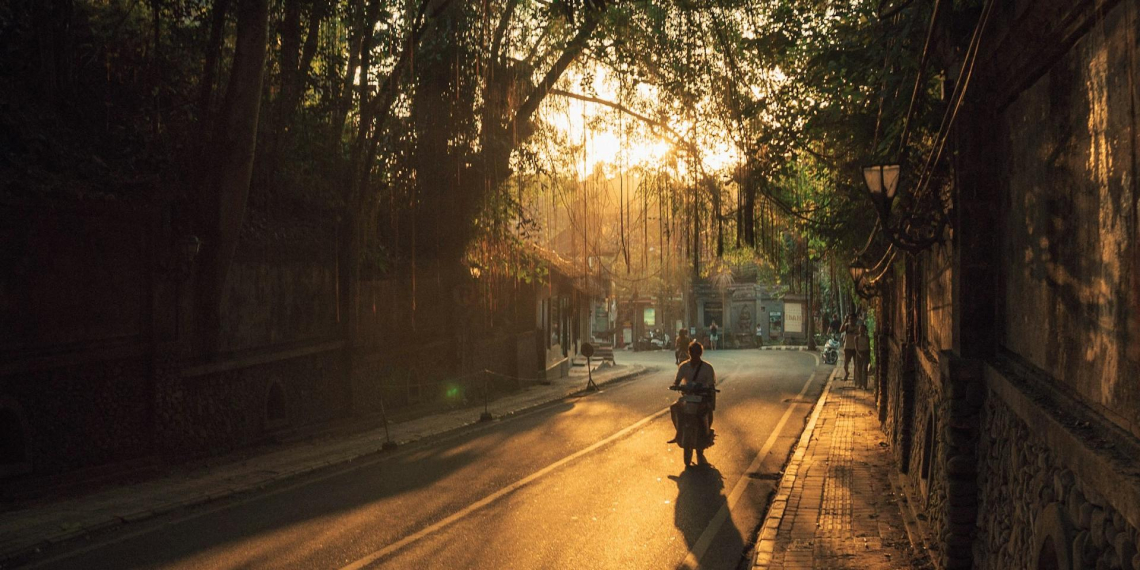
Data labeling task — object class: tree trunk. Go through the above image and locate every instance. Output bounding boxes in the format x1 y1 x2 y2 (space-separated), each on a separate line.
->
198 0 231 120
807 260 816 350
329 0 366 147
196 0 270 352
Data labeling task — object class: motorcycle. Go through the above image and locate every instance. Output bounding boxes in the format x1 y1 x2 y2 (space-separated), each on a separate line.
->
669 383 719 466
675 345 688 364
822 334 841 365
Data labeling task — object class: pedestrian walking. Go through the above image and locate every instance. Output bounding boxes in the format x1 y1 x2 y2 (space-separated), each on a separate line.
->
709 321 720 350
855 323 871 389
840 314 858 380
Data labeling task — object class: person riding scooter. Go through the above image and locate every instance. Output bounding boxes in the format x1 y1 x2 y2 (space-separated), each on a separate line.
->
667 340 716 466
674 328 690 365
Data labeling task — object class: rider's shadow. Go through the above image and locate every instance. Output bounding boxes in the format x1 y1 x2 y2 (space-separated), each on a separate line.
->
668 466 746 568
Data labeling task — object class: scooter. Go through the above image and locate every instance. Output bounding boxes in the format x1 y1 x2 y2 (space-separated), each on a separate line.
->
822 334 841 365
669 383 719 466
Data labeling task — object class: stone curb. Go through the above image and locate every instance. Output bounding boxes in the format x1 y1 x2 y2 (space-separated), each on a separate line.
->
757 346 811 351
0 365 652 567
752 365 840 568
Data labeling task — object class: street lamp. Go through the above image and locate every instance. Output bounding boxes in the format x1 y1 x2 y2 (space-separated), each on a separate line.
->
849 259 881 300
862 164 901 210
860 160 948 253
848 260 868 284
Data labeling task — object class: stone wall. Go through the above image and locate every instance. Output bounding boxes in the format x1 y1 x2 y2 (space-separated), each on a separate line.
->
874 1 1140 569
219 260 339 352
886 347 985 570
920 243 953 354
0 355 153 475
975 364 1140 570
0 201 156 476
156 347 349 457
904 351 944 537
997 0 1140 439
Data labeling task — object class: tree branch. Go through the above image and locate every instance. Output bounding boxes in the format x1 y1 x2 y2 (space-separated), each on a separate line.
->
546 88 699 157
507 9 602 136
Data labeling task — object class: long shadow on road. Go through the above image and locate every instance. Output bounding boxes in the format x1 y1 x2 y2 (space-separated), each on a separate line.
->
670 465 745 570
34 398 596 570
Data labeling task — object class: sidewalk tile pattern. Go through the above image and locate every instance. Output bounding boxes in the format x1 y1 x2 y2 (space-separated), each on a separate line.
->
755 374 932 570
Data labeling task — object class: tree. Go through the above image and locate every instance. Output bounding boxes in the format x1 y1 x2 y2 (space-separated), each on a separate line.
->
193 0 271 349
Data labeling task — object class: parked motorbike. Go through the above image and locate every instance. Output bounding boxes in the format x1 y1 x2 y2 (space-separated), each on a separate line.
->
669 383 719 466
634 331 669 352
822 334 841 365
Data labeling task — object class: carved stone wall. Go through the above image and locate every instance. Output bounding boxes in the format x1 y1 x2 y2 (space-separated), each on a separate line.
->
975 372 1140 570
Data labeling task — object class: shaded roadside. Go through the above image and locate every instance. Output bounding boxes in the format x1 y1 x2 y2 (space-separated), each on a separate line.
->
0 363 649 567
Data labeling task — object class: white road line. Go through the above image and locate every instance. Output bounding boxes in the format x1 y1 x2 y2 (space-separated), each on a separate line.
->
679 352 821 570
340 352 819 570
339 403 675 570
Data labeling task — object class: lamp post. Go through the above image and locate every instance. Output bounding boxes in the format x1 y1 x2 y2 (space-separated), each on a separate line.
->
860 162 947 253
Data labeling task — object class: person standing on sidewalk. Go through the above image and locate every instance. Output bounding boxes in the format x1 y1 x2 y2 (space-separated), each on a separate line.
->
840 314 859 379
855 324 871 389
709 321 719 350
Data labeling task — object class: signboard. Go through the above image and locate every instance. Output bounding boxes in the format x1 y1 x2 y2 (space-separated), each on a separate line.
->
643 308 656 326
769 312 783 338
785 303 804 334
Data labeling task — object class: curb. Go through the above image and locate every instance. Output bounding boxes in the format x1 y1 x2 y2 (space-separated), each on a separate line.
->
0 366 652 567
757 346 811 351
752 365 840 568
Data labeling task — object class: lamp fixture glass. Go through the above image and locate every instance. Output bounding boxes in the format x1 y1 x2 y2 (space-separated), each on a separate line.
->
862 164 900 201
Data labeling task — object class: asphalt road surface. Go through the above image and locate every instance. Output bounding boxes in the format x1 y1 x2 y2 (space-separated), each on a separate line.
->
29 350 827 570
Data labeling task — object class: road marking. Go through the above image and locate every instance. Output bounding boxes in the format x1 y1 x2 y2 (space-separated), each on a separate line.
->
339 401 677 569
679 352 822 570
340 361 749 570
24 367 666 570
340 353 818 570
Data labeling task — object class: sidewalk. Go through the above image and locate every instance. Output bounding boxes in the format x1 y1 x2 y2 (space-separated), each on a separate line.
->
0 363 648 566
753 370 933 569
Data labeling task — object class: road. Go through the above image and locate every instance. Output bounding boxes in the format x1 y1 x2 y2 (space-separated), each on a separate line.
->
29 350 827 570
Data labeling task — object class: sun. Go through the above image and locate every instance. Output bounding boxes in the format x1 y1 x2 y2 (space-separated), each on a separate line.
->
540 67 740 179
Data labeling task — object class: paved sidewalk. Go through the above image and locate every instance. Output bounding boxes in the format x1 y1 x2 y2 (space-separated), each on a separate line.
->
0 363 648 566
753 370 933 569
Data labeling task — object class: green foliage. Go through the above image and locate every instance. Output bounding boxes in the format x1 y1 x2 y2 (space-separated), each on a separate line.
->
1 0 978 298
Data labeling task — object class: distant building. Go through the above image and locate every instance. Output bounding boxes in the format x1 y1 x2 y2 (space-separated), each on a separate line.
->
690 281 807 347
